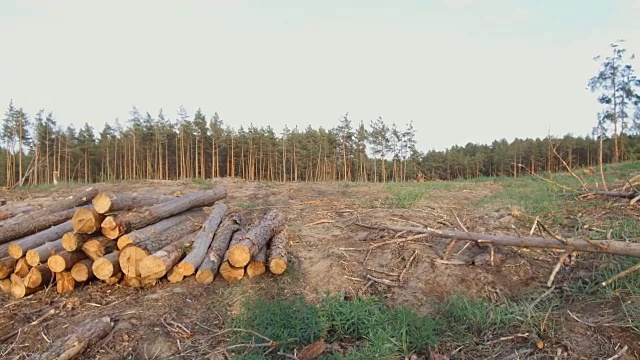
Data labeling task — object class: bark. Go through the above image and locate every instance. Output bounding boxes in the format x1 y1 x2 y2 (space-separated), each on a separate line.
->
23 264 52 288
357 223 640 258
92 191 176 214
0 256 17 279
176 203 228 276
116 208 206 250
92 252 121 280
268 231 288 275
48 251 88 273
138 232 196 279
81 237 115 261
0 207 76 246
0 187 98 244
227 209 285 267
100 188 226 239
246 244 267 278
14 257 30 277
196 214 241 284
4 221 73 259
71 259 94 282
26 239 65 266
71 208 103 234
38 316 113 360
56 271 75 294
61 232 93 252
0 205 35 221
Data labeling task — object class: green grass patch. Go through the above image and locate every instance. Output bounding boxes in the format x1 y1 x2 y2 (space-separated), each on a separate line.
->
236 201 259 209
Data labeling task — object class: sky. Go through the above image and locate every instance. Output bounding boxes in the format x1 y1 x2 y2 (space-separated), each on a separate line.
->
0 0 638 152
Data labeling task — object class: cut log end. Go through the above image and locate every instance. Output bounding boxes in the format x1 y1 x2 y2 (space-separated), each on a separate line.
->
92 253 120 280
269 259 288 275
0 278 11 293
71 259 94 282
14 258 30 277
56 272 75 294
71 208 103 234
246 261 266 278
166 266 184 283
47 255 66 273
0 257 18 279
176 262 196 277
119 246 148 277
92 193 113 214
62 232 89 252
100 216 120 240
226 245 251 268
117 236 133 250
8 243 24 259
138 255 168 279
82 239 108 261
195 269 214 284
25 250 41 267
219 261 244 283
24 265 52 288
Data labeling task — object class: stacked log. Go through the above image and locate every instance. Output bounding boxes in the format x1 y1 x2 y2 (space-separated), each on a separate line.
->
0 186 291 300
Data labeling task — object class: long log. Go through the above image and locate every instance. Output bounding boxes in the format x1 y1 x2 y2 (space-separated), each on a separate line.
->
0 256 17 279
81 237 115 261
92 192 176 214
61 232 93 252
138 232 196 279
71 259 94 282
38 316 113 360
23 264 53 288
246 244 267 278
195 214 241 284
5 221 73 259
71 208 103 234
56 271 75 294
268 231 288 275
25 239 65 266
100 188 227 239
116 208 207 250
357 223 640 258
92 252 121 280
0 205 35 221
226 209 285 267
176 203 228 276
0 186 98 244
48 251 88 273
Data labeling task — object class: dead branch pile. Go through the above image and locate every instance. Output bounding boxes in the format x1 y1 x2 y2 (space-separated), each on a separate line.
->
0 187 290 300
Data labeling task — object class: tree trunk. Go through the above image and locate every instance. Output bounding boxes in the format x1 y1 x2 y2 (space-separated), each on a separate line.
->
246 244 267 278
92 251 120 280
48 250 88 273
2 221 73 259
25 239 65 266
71 259 94 282
176 203 228 276
0 257 17 279
92 192 176 214
56 271 75 294
100 188 226 239
226 209 284 267
359 223 640 258
61 232 94 252
138 232 196 279
116 208 206 250
0 207 77 245
268 231 288 275
195 214 241 284
81 237 115 261
71 208 103 234
38 316 113 360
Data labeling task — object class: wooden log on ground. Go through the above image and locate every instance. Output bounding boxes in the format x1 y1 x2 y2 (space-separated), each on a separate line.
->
0 186 99 244
48 251 88 273
0 205 35 221
92 192 176 214
38 316 113 360
26 239 65 266
14 257 30 277
219 261 244 283
246 244 267 278
116 208 207 250
61 232 93 252
118 210 207 277
195 214 241 284
100 188 226 239
71 259 94 282
268 231 288 275
23 264 53 288
138 233 196 279
71 208 103 234
226 209 285 267
81 237 115 261
0 278 10 293
166 266 184 283
92 252 121 280
357 223 640 258
5 221 73 259
176 203 228 276
56 271 75 294
0 256 17 279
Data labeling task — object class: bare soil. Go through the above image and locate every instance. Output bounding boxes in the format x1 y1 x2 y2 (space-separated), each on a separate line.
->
0 179 638 359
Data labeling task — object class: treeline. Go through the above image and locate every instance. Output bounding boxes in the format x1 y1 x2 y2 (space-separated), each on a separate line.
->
1 101 639 188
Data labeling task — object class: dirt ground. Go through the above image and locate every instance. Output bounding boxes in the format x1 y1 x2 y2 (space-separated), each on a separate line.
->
0 178 638 359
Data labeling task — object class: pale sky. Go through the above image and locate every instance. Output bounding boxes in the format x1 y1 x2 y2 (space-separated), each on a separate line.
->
0 1 638 152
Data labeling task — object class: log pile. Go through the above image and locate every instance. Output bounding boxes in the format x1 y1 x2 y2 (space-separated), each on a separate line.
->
0 187 290 300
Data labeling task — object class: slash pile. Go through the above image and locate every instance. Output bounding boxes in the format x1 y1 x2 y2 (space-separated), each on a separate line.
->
0 186 289 299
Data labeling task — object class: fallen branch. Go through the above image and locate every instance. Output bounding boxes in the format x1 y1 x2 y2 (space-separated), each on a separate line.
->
600 262 640 287
356 223 640 258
